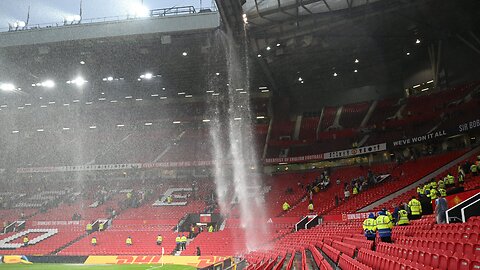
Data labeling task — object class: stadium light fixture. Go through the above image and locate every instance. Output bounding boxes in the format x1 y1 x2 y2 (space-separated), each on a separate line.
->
185 95 193 98
215 72 220 76
42 80 55 88
80 61 85 65
145 122 153 126
355 59 359 63
37 129 44 132
63 103 70 106
242 14 248 24
144 73 153 79
256 116 265 119
107 76 113 81
40 105 47 108
116 124 125 127
110 100 118 103
202 119 211 122
130 3 150 18
162 87 166 90
257 54 262 58
212 93 220 96
0 83 16 92
354 69 358 73
125 96 133 99
12 130 19 134
85 102 93 105
416 38 421 44
333 72 338 77
173 121 181 124
151 94 159 97
427 80 434 83
276 43 281 47
182 52 188 56
63 127 70 130
68 76 87 87
206 90 214 93
406 52 410 56
261 89 269 93
178 92 186 95
160 97 167 99
135 98 143 101
234 117 242 121
266 46 271 51
298 77 303 81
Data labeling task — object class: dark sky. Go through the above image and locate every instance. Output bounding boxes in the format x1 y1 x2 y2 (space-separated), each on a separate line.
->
0 0 212 30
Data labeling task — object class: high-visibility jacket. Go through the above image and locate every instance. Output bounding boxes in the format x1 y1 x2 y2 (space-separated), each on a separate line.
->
447 174 454 185
458 173 464 183
175 236 181 243
417 186 424 195
397 210 409 225
424 184 431 192
385 211 393 222
23 237 29 243
437 180 445 189
438 188 447 197
471 164 478 173
408 198 422 215
99 223 104 231
208 225 214 232
282 202 290 211
308 203 314 211
352 187 358 195
126 238 132 245
362 218 377 237
86 224 92 231
429 189 438 200
430 181 437 189
376 215 393 237
157 236 163 242
180 236 187 243
91 238 97 245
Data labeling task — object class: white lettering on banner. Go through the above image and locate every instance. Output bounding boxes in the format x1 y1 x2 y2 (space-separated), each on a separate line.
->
264 154 323 164
346 212 370 220
459 119 480 132
392 130 447 147
323 143 387 160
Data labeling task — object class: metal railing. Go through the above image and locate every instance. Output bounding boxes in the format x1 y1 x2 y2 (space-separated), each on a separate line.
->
1 5 217 33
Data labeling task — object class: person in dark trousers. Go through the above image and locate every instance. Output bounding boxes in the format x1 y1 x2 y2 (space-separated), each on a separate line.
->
362 213 377 241
376 211 393 243
196 247 201 256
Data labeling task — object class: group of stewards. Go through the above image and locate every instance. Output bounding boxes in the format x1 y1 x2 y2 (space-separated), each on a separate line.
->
363 208 405 243
175 234 188 251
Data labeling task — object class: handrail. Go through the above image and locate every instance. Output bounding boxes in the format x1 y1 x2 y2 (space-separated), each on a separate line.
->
1 5 217 33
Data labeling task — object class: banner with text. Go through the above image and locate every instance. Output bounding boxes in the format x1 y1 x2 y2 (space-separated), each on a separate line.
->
323 143 387 160
392 117 480 147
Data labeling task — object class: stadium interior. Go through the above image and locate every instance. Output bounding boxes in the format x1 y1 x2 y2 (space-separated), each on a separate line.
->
0 0 480 269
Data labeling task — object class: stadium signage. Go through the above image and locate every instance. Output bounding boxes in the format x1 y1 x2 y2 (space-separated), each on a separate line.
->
392 130 448 147
264 154 323 164
323 143 387 160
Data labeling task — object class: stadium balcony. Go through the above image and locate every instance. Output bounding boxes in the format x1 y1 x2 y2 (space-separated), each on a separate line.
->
374 150 480 212
339 101 371 129
319 106 338 131
279 150 465 217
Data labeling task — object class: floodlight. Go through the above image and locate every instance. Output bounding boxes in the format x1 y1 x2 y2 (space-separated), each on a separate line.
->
107 76 113 81
266 46 271 51
182 52 188 56
0 83 16 92
355 59 359 63
416 39 421 44
131 3 150 18
41 80 55 88
144 73 153 79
